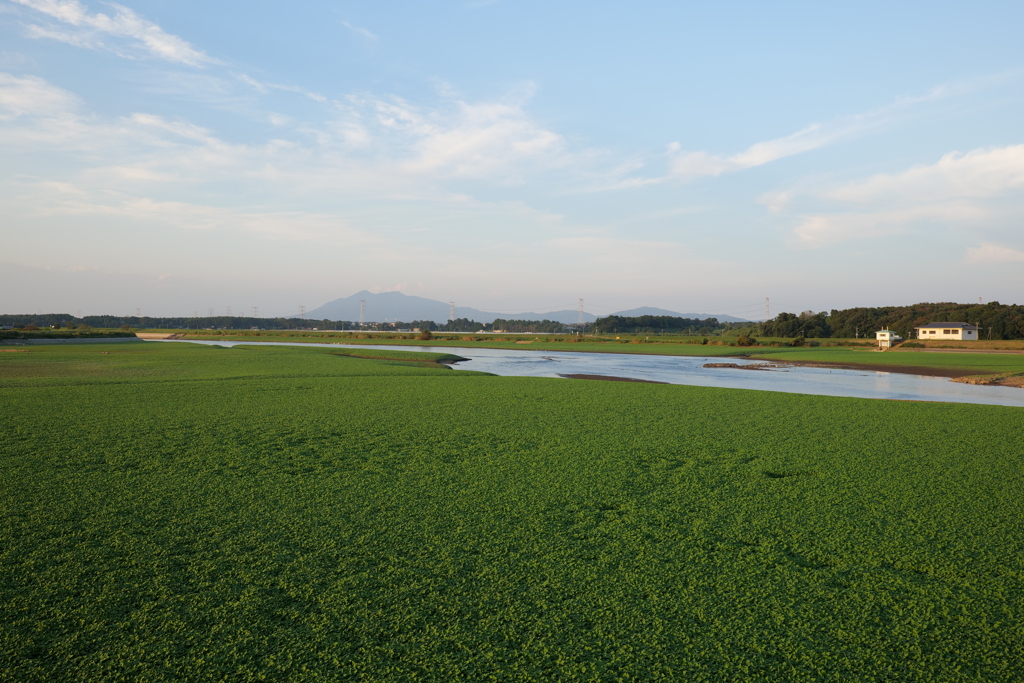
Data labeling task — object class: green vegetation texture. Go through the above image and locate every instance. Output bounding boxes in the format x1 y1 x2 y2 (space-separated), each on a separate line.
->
1 343 1023 681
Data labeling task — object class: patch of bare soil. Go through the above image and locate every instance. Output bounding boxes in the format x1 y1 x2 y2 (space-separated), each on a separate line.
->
769 359 976 378
703 362 787 371
559 374 668 384
951 373 1024 388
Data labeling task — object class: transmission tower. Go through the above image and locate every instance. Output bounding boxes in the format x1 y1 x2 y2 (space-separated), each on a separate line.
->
226 306 232 317
764 297 770 323
299 305 305 319
577 298 584 325
208 307 214 317
449 301 456 322
359 300 366 326
252 306 258 318
136 307 141 318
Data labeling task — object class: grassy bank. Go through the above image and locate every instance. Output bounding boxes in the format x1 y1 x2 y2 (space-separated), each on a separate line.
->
1 343 1022 680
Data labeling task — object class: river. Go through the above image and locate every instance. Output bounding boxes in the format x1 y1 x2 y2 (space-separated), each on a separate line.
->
157 340 1024 408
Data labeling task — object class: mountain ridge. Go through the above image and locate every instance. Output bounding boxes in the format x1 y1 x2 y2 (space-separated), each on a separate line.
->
305 291 749 325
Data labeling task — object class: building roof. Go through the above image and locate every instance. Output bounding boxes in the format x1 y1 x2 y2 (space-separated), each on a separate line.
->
914 322 979 330
875 330 901 335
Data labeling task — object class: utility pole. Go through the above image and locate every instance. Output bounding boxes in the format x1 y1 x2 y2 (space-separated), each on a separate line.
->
359 300 366 326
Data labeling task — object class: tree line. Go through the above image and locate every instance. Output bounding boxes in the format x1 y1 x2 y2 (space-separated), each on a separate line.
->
754 302 1024 340
589 315 724 335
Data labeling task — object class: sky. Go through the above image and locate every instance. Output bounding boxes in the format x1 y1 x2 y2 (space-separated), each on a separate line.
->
2 0 1023 320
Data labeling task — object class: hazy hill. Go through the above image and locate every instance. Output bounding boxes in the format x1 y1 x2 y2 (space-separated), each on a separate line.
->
305 291 749 325
305 291 598 325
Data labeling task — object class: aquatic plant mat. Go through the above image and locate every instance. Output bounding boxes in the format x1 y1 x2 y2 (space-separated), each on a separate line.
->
1 342 1022 680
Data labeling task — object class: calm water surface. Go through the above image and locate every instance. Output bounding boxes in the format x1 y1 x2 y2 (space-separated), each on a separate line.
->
160 340 1024 408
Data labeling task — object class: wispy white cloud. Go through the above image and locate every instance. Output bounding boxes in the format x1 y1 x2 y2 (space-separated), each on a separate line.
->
23 180 388 245
767 144 1024 246
965 243 1024 264
790 203 990 246
0 71 78 118
340 20 376 41
824 145 1024 204
238 73 326 102
0 72 580 257
11 0 213 65
666 87 963 181
352 87 565 180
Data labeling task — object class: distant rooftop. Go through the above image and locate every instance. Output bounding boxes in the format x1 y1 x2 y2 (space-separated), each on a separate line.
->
914 322 979 330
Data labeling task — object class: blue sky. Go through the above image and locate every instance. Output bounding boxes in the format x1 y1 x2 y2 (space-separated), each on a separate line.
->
2 0 1023 319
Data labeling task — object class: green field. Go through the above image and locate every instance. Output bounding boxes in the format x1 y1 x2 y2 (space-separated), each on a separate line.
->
2 342 1023 681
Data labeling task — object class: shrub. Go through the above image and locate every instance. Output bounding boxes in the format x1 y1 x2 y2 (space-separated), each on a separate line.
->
736 335 756 347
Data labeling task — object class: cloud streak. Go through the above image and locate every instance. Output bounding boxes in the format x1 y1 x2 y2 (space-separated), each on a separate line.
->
766 144 1024 246
11 0 213 65
340 21 376 41
0 72 78 118
654 78 998 183
965 243 1024 264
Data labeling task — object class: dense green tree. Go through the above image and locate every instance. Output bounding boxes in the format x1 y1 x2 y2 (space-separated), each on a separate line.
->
590 315 722 335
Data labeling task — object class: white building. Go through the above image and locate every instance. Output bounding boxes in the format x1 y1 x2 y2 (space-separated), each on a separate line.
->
914 322 979 341
875 329 903 349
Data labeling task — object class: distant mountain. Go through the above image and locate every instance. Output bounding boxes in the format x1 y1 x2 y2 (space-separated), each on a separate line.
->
305 291 748 325
611 306 750 323
305 291 598 325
